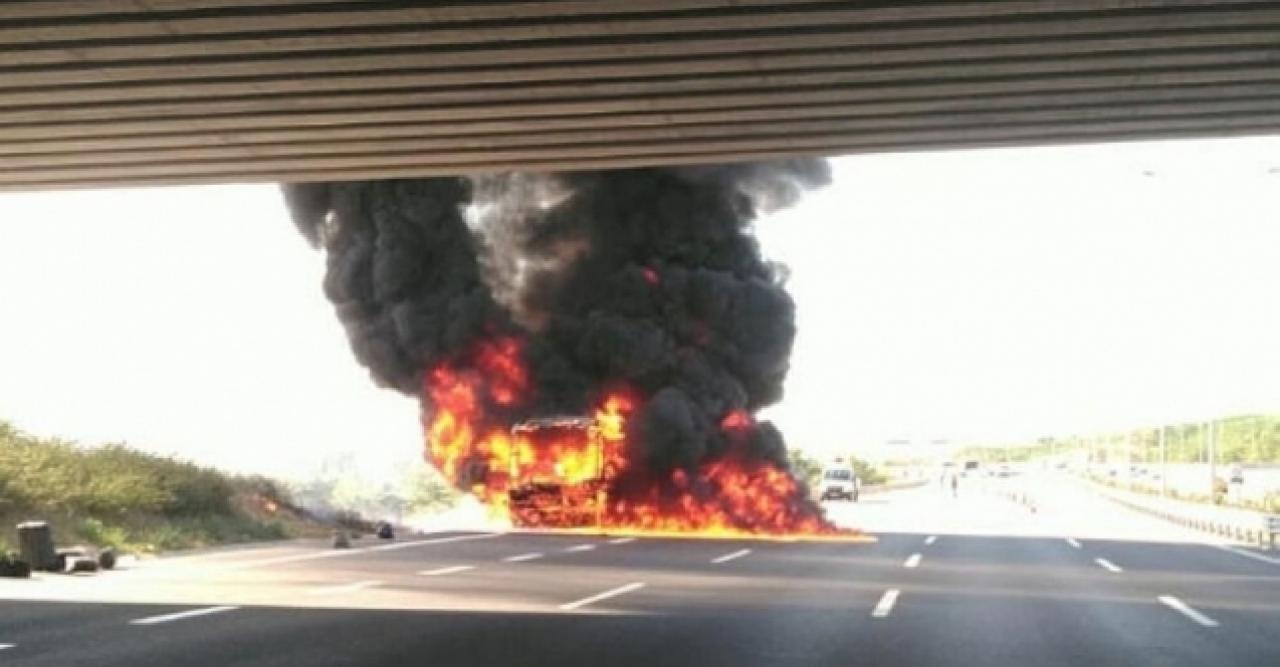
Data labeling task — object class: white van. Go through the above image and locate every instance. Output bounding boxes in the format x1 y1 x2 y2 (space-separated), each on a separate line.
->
819 462 860 502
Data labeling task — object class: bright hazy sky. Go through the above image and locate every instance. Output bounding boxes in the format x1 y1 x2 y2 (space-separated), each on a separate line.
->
2 135 1278 475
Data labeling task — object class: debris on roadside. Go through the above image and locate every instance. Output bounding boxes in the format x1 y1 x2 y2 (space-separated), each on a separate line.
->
11 521 125 577
0 552 31 578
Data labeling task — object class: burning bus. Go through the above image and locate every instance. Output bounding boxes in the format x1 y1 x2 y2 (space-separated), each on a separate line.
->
505 416 614 528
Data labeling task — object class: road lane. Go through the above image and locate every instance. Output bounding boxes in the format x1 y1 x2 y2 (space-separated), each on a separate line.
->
860 533 1232 666
3 476 1279 665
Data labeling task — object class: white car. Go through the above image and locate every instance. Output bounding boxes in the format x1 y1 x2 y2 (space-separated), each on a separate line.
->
819 466 860 502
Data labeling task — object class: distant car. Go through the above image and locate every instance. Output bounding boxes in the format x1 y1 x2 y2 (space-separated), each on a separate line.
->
820 465 860 502
375 522 394 539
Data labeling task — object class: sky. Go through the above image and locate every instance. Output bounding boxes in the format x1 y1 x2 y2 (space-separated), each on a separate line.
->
1 135 1278 476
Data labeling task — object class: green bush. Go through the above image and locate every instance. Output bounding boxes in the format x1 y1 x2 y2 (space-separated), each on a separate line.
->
77 517 130 549
0 420 302 553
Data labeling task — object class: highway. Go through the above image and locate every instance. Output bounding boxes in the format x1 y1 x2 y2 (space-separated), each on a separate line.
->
2 474 1278 666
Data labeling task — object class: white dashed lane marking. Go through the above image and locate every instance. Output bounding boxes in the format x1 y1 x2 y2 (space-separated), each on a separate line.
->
1214 544 1280 567
308 580 382 596
130 606 239 626
608 537 636 545
1066 538 1082 549
0 643 14 650
871 589 900 618
1094 558 1123 573
903 553 922 568
419 565 475 576
924 536 937 545
503 552 544 563
1158 595 1220 627
564 544 596 553
560 582 646 611
710 548 751 564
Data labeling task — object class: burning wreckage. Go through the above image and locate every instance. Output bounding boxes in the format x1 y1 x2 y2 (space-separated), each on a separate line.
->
282 160 858 539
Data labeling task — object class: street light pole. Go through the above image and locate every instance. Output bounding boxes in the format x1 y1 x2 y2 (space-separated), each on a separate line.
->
1158 425 1167 498
1208 419 1217 500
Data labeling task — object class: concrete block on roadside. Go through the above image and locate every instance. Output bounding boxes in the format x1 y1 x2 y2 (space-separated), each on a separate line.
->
64 556 99 574
17 521 57 572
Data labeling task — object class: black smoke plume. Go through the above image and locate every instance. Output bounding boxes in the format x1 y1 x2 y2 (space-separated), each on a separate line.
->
282 159 831 522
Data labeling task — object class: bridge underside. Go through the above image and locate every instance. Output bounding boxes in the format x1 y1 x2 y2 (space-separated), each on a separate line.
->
3 0 1280 190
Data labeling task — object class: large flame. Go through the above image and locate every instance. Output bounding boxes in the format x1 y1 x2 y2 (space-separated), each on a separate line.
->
423 337 858 539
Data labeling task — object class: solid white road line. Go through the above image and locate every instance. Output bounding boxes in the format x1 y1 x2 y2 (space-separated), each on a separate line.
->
418 565 475 576
559 582 646 611
924 536 937 545
308 580 382 596
1158 595 1220 627
1066 538 1082 549
871 589 900 618
903 553 922 568
1214 544 1280 567
188 533 503 574
608 537 636 545
366 534 501 553
503 552 544 563
711 548 752 564
130 606 239 626
1095 558 1123 573
565 544 596 553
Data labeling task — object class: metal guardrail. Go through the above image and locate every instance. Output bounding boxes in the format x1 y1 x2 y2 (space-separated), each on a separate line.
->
1090 479 1279 549
860 479 929 495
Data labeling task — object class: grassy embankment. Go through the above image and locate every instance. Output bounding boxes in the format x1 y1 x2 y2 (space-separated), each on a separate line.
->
0 421 327 554
959 414 1280 465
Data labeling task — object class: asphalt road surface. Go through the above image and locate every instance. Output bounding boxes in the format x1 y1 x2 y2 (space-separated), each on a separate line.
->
2 473 1278 666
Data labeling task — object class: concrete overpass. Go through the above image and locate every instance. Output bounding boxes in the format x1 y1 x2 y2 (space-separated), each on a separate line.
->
2 0 1279 190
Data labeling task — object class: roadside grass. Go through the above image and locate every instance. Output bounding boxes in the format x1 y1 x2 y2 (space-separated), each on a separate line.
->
0 420 326 555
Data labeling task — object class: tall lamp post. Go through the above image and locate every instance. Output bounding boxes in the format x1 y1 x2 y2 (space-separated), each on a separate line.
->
1208 420 1217 501
1158 425 1167 498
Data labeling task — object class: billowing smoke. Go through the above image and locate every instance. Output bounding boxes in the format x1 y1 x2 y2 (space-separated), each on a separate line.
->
285 178 510 395
283 159 833 532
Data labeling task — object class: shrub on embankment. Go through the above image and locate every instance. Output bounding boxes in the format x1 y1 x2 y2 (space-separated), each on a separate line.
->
0 421 323 554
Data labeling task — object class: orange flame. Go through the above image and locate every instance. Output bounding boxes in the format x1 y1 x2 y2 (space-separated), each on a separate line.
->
422 337 854 538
